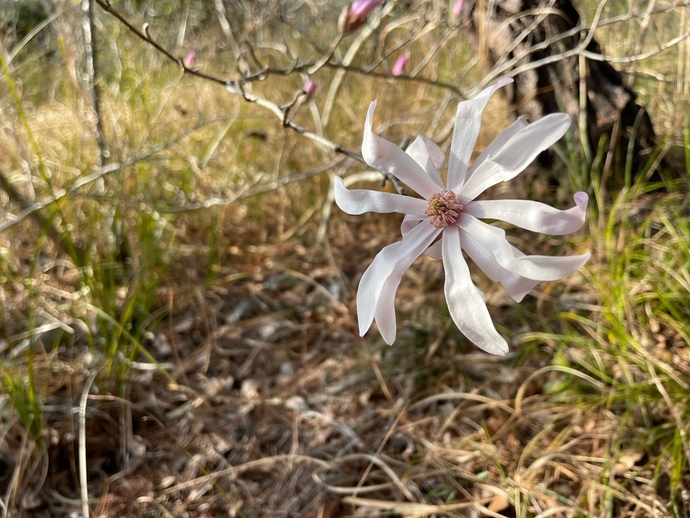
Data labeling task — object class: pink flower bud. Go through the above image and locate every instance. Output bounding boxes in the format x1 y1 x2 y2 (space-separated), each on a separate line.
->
183 51 196 68
340 0 384 34
392 55 408 76
303 80 317 97
453 0 464 17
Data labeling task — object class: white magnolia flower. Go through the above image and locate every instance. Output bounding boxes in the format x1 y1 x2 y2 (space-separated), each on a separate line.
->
334 77 590 355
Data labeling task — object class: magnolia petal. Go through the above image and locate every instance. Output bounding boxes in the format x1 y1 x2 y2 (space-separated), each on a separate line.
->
357 221 440 337
512 252 591 281
405 136 445 189
362 101 439 199
442 226 509 355
374 245 424 344
458 224 540 301
465 192 588 235
459 215 590 281
400 214 424 237
374 273 404 344
467 116 528 185
401 215 443 260
461 113 572 201
421 136 446 170
425 240 443 260
334 176 427 216
447 77 513 192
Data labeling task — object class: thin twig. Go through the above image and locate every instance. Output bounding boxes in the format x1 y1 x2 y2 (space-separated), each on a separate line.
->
91 0 451 178
83 0 109 166
481 5 690 89
0 168 85 264
0 119 227 233
94 0 365 160
1 160 132 234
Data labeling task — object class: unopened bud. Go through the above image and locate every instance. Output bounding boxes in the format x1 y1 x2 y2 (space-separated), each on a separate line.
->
339 0 384 34
392 55 408 76
183 51 196 68
303 80 317 97
453 0 464 17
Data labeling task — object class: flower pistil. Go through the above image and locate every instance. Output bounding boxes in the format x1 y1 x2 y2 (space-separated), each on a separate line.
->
424 190 463 228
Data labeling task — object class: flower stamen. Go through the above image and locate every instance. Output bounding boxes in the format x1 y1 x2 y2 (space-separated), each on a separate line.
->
425 190 463 228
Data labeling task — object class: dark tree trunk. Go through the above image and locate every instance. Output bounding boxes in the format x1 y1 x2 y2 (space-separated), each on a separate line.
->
466 0 662 179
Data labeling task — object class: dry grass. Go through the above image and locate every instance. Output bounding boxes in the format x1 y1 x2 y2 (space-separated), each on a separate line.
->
1 1 690 517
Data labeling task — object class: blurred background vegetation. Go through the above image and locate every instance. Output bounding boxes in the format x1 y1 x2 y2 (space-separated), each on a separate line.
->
1 0 689 516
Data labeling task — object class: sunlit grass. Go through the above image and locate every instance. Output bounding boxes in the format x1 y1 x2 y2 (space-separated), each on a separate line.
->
519 168 690 511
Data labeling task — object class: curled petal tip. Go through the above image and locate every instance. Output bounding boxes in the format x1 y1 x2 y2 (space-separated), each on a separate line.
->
574 191 589 207
496 76 514 88
557 113 573 130
365 101 377 126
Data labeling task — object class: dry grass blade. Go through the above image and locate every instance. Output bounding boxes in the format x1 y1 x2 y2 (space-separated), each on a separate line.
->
341 495 495 516
79 372 97 518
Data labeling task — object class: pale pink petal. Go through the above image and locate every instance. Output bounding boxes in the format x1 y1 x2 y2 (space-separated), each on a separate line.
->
334 176 427 216
405 136 444 189
425 240 443 260
421 136 446 169
442 226 509 355
357 221 440 337
512 252 591 280
374 239 429 343
464 192 588 235
401 215 443 259
459 215 590 281
362 101 440 199
458 224 540 301
373 273 405 344
461 113 572 202
467 116 528 183
400 214 424 236
447 77 513 192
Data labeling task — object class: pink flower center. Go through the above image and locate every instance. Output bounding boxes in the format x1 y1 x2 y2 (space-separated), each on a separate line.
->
424 190 463 228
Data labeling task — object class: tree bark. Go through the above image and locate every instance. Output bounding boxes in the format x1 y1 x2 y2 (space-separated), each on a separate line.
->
466 0 661 177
